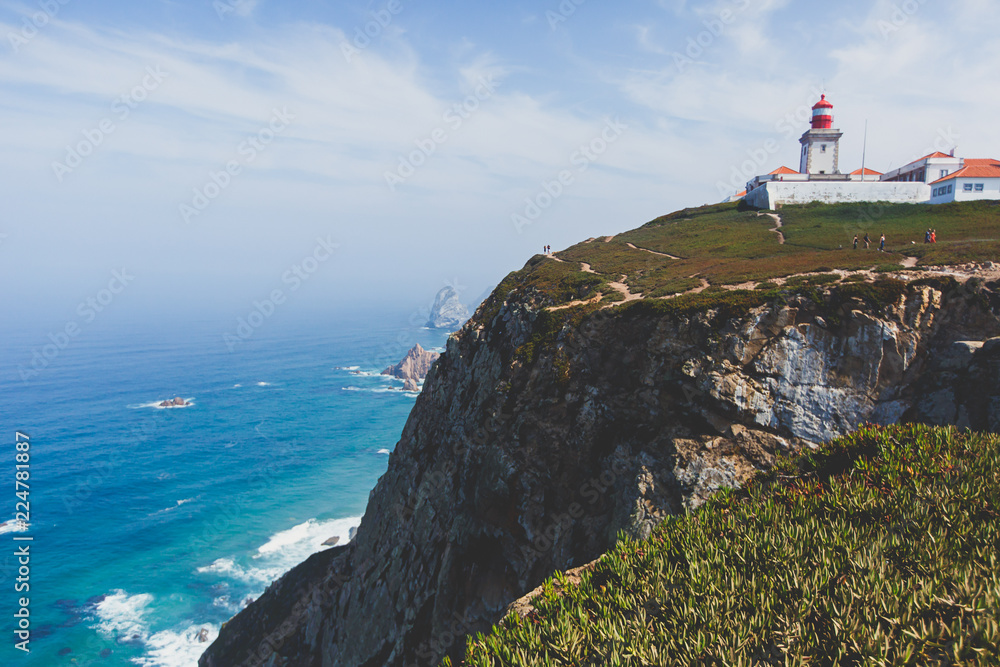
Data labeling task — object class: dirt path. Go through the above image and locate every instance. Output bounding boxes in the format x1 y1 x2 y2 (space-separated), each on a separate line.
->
603 276 642 306
580 262 595 273
901 256 919 268
625 242 680 260
759 212 785 245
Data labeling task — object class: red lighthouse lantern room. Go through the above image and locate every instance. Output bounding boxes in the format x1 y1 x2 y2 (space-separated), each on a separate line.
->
811 94 834 129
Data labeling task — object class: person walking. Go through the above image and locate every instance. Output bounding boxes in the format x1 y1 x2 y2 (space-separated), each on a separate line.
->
879 233 886 252
853 235 859 249
931 230 937 244
864 233 870 249
925 229 932 243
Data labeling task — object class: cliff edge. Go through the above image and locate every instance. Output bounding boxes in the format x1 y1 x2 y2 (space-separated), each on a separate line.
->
201 201 1000 667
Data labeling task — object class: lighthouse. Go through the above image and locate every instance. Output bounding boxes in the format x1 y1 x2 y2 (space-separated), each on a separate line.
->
799 95 843 175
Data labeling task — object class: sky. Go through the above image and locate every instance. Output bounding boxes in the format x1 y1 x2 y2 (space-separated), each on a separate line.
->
2 0 999 333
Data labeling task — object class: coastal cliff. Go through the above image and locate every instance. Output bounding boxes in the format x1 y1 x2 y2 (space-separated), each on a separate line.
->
201 268 1000 666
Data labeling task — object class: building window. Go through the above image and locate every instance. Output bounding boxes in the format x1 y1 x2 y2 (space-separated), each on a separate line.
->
975 183 985 192
964 183 974 192
933 188 938 196
948 184 954 194
821 145 827 153
940 170 949 178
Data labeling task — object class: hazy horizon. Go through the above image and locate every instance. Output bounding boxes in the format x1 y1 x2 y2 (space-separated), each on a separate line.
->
3 0 999 333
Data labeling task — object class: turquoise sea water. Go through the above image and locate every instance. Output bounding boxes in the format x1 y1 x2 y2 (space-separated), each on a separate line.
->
0 310 448 666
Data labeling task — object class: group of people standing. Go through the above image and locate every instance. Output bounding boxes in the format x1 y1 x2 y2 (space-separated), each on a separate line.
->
853 233 886 252
543 245 551 254
851 229 940 251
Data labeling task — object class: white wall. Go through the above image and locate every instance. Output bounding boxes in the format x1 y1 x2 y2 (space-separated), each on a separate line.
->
745 181 931 210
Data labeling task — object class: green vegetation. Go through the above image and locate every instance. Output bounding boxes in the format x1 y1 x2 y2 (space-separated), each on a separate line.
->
455 424 1000 666
485 201 999 314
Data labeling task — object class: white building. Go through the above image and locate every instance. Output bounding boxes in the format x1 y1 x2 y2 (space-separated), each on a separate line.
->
882 152 964 184
740 95 999 209
929 160 1000 203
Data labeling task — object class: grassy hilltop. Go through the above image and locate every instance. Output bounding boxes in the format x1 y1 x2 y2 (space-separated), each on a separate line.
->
455 425 1000 666
454 201 1000 665
496 200 1000 309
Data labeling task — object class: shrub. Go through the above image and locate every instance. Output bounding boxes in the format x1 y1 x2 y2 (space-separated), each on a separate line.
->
458 425 1000 666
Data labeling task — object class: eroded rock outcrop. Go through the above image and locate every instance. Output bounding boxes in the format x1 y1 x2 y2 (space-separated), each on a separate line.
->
427 286 470 330
382 344 440 388
201 277 1000 667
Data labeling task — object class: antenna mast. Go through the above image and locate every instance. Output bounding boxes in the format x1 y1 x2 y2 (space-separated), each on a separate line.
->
861 119 869 181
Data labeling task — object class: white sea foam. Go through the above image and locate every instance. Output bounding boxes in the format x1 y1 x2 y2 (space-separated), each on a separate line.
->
377 449 391 455
342 386 409 394
256 382 271 387
129 399 195 410
92 590 152 644
195 558 270 585
335 366 360 371
233 383 242 388
132 623 219 667
196 517 360 591
0 520 27 534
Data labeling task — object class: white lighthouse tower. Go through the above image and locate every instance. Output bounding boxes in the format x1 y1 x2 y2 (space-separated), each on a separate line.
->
799 95 843 175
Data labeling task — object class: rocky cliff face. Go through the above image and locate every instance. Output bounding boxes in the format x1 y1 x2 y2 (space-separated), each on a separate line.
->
201 275 1000 667
427 286 470 330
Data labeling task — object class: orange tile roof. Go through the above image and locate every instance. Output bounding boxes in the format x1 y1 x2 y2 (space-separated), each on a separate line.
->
930 164 1000 184
736 190 746 197
850 167 883 176
768 166 799 175
917 151 954 161
964 158 1000 166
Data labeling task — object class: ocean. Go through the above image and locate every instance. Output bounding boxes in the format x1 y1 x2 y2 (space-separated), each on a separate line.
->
0 308 449 666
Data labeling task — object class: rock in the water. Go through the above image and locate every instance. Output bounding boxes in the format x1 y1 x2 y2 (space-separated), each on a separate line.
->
382 344 439 385
403 379 420 392
426 286 470 330
197 628 210 642
348 526 357 541
322 536 340 546
159 397 188 407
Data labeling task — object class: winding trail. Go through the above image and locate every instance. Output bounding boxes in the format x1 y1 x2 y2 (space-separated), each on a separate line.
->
605 276 642 305
901 256 919 268
759 212 785 245
625 242 681 260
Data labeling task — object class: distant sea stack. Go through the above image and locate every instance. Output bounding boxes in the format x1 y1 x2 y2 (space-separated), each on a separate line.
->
381 344 440 390
426 285 469 329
